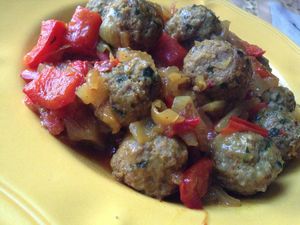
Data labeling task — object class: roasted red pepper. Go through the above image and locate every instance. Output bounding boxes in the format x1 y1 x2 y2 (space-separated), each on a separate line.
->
23 20 66 69
173 118 201 134
65 6 102 56
39 108 65 135
68 60 90 75
180 158 213 209
252 58 272 78
94 59 120 72
220 116 268 137
165 117 200 137
23 63 86 110
241 40 265 57
151 32 187 68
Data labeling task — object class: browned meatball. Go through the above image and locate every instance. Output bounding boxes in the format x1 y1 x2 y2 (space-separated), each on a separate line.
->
212 132 283 195
183 40 251 101
254 108 300 160
103 52 161 126
99 0 163 50
111 135 188 199
86 0 113 16
262 86 296 112
165 5 221 43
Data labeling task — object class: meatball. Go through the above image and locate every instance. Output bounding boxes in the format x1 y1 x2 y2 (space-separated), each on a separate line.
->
86 0 112 16
165 5 221 44
183 40 251 101
212 132 283 195
111 135 188 199
254 108 300 160
103 52 161 126
99 0 163 50
262 87 296 112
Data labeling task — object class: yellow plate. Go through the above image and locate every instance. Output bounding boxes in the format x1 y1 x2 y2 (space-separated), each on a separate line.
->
1 0 300 224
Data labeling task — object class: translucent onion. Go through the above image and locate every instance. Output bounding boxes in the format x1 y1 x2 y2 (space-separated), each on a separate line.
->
219 20 231 40
159 67 189 97
201 100 226 114
160 5 172 22
214 105 244 132
179 132 198 146
76 69 108 108
172 96 214 150
64 116 104 147
194 75 207 91
251 73 279 97
151 100 183 126
204 185 241 207
97 40 113 54
95 104 121 134
263 75 279 88
129 119 163 144
171 96 194 115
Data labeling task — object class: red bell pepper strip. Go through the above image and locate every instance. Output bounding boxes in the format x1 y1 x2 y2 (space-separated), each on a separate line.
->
180 158 213 209
220 116 268 137
68 60 90 75
23 20 67 69
173 118 201 134
151 32 187 68
23 64 85 110
252 59 272 78
65 6 102 56
241 40 265 57
165 117 200 138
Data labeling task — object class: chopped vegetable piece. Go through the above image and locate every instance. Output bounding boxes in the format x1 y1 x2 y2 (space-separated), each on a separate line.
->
69 60 90 75
165 117 200 137
151 100 183 126
94 59 120 72
180 158 213 209
20 69 39 82
76 69 108 107
39 108 65 135
251 57 272 78
220 116 268 137
159 67 190 98
95 104 121 134
23 20 67 69
24 95 39 113
23 64 85 110
241 40 265 57
151 32 187 68
65 6 102 56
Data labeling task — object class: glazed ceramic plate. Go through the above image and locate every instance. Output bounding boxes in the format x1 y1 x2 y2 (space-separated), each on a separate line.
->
1 0 300 224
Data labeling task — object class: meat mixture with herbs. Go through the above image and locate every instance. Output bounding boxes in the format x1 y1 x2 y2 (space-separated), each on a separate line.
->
20 0 300 209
